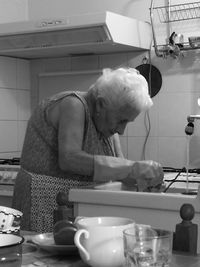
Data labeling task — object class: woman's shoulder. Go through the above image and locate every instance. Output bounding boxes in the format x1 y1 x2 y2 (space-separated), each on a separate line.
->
47 91 88 127
60 93 86 111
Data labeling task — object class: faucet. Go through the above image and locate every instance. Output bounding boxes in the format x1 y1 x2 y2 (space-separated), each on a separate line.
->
185 115 200 135
187 115 200 122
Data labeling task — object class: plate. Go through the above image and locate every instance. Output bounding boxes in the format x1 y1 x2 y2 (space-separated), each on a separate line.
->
31 233 78 255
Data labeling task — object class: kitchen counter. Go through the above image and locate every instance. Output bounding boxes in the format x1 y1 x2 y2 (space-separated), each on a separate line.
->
69 175 200 253
22 231 86 267
22 245 87 267
21 231 200 267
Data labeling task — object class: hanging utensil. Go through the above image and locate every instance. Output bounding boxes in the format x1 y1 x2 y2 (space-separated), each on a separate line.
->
136 58 162 98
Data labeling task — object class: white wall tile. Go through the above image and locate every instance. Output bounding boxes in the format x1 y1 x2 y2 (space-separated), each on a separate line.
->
127 137 143 161
193 71 200 93
0 57 17 89
71 55 99 71
158 137 187 168
38 72 100 101
191 92 200 115
17 90 31 120
127 98 158 138
188 135 200 168
17 59 31 90
42 57 71 72
17 121 28 151
0 121 18 152
158 92 192 137
162 73 195 93
127 136 158 162
0 57 31 157
0 89 18 120
127 113 146 137
0 0 28 23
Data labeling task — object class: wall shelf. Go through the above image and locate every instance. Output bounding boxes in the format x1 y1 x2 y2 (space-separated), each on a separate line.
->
150 1 200 58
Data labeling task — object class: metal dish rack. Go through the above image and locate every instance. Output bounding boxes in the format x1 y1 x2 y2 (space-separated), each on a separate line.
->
150 1 200 57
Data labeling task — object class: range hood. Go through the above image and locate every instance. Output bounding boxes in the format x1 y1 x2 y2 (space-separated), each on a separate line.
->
0 11 152 59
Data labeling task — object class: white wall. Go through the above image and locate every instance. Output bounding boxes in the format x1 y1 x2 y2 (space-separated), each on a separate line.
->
0 0 28 23
0 57 31 158
27 0 150 21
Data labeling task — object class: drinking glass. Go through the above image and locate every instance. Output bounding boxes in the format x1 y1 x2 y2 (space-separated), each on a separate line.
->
123 225 173 267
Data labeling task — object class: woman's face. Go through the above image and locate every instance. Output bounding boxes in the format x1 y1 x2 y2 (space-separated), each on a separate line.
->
96 105 139 138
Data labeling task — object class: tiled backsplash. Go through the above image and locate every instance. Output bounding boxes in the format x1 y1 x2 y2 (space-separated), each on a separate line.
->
0 56 30 159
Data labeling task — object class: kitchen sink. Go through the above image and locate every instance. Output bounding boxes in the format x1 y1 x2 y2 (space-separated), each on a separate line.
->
93 181 199 195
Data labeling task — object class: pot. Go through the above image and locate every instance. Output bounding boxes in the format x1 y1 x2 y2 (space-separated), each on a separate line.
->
136 62 162 98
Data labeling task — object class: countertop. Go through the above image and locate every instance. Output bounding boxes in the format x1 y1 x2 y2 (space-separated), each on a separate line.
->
22 231 87 267
22 247 87 267
21 231 200 267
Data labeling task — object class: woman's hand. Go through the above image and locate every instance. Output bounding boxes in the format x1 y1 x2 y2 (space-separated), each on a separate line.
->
130 160 164 192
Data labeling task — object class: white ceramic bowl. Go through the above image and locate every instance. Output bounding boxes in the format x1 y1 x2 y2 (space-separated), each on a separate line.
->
0 234 24 247
0 206 22 233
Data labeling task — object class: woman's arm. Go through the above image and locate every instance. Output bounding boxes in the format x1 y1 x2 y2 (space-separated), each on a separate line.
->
57 96 94 176
113 133 124 158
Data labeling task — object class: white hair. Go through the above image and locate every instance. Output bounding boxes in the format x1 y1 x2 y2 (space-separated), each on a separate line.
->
89 67 153 113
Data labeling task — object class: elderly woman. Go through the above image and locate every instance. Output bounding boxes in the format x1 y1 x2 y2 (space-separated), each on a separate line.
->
12 67 163 232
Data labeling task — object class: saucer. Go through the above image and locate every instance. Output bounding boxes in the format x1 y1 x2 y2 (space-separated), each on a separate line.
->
31 232 78 255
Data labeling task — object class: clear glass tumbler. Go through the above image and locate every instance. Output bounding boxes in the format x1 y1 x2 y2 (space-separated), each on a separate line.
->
123 225 173 267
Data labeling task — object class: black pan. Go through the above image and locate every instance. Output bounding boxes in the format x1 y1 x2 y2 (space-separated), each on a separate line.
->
136 63 162 98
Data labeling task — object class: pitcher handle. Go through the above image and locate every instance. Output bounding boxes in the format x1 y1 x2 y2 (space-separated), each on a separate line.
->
74 229 90 261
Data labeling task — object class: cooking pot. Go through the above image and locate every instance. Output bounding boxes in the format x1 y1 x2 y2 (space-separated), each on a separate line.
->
136 61 162 98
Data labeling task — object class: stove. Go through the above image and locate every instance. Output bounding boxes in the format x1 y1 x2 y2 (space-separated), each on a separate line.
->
0 157 20 165
164 170 200 191
0 158 20 186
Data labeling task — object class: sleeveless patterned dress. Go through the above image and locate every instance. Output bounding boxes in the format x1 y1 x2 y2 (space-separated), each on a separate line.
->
12 91 115 232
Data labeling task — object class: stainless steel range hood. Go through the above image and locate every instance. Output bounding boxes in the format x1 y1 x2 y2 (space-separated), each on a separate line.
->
0 11 152 59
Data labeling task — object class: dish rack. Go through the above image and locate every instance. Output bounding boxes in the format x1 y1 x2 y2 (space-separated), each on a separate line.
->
150 1 200 57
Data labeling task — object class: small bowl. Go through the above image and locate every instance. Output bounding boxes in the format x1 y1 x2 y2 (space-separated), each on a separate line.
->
0 206 22 233
0 234 24 267
0 233 24 247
